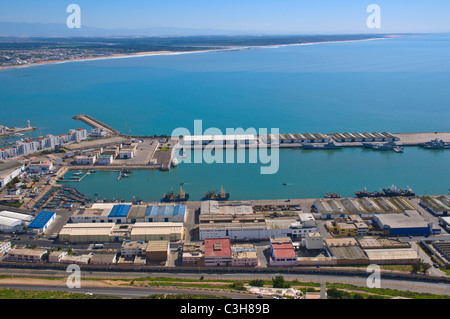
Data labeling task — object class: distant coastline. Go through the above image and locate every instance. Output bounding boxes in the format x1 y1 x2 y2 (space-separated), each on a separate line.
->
0 34 409 71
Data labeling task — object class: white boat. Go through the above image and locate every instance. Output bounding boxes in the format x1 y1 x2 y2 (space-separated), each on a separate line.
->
172 157 179 166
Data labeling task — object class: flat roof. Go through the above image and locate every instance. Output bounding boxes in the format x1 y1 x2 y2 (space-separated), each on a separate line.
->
374 211 429 229
145 205 186 217
0 210 33 221
0 216 22 227
127 205 148 219
28 211 55 229
364 248 419 261
183 135 256 141
108 204 132 218
204 238 231 257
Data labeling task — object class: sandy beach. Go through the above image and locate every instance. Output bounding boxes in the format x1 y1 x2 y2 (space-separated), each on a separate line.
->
0 35 407 71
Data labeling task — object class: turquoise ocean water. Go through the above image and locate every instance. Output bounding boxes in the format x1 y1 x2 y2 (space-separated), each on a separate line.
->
1 35 449 200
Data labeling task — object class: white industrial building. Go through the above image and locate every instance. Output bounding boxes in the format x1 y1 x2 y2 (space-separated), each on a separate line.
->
181 134 257 147
199 201 318 241
420 196 450 216
0 216 23 233
304 232 324 250
0 211 33 225
0 160 25 188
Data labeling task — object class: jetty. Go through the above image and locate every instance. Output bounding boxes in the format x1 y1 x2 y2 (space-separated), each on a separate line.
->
73 114 124 137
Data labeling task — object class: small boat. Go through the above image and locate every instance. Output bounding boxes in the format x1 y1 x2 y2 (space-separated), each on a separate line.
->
161 186 189 202
73 171 83 176
302 140 342 150
121 173 129 178
283 183 287 186
202 186 230 201
324 192 340 198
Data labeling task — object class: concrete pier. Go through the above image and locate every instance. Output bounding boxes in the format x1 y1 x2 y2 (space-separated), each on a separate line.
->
73 114 124 137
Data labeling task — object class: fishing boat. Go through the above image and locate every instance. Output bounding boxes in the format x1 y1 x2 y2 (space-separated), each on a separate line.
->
202 186 230 201
382 185 415 197
324 192 341 198
302 140 342 150
161 186 189 202
355 188 384 198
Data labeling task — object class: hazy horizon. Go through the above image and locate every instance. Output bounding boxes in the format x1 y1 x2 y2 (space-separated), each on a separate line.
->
1 1 449 36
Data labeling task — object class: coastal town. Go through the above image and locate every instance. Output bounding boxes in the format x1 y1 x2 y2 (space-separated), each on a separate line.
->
0 116 449 299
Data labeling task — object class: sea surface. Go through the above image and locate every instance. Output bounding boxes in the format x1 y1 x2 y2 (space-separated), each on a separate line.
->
1 34 449 201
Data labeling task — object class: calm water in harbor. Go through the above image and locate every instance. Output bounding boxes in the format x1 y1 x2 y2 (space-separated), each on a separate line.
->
1 34 450 200
61 146 450 202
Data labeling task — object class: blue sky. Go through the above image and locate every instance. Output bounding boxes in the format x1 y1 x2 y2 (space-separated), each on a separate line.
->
1 0 449 33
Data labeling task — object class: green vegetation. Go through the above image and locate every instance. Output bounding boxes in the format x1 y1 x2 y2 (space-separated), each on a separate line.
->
271 275 291 289
5 176 20 189
159 147 170 151
0 201 23 208
248 279 265 287
327 287 385 299
228 281 246 291
0 288 119 299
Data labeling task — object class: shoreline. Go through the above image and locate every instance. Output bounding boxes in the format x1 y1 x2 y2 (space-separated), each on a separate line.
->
0 35 405 71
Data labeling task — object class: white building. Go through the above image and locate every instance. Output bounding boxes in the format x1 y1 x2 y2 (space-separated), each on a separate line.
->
304 232 324 250
74 155 97 165
48 250 68 263
181 134 257 147
0 240 12 257
28 160 54 174
0 211 33 225
97 154 114 165
68 128 88 142
0 160 25 188
0 216 23 233
89 128 110 138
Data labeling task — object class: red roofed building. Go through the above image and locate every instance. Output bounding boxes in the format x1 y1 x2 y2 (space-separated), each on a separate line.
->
204 238 232 266
269 237 297 266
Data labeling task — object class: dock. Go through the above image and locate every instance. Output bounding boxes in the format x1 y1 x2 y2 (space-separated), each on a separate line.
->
73 114 124 137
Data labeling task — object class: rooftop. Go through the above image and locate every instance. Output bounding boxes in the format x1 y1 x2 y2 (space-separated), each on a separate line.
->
28 211 55 229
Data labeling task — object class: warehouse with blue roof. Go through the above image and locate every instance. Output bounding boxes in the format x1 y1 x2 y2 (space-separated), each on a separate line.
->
107 204 131 224
145 205 186 223
27 211 56 234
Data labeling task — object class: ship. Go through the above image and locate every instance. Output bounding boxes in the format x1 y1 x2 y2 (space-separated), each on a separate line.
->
364 141 403 153
419 138 450 149
355 188 384 198
324 192 341 198
302 140 342 150
382 185 415 197
161 186 189 202
202 186 230 201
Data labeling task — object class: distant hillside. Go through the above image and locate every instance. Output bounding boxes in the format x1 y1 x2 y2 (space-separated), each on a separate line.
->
0 22 256 37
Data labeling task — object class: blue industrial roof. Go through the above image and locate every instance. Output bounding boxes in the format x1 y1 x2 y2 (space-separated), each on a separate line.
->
108 204 131 218
28 211 55 229
145 205 186 217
